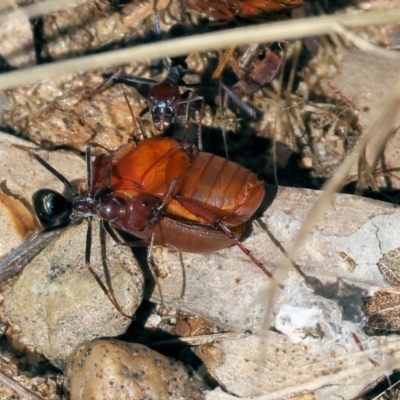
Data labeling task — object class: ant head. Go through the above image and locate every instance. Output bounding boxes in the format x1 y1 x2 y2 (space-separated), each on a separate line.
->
151 104 174 131
148 83 180 131
33 189 72 229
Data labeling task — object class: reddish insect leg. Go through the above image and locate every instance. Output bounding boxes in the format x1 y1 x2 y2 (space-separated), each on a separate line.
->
175 196 282 288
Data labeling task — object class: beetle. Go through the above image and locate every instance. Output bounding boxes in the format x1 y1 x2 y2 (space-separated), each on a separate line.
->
32 135 279 316
88 137 266 254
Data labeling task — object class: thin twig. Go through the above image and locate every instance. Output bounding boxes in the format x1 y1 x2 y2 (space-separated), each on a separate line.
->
334 24 400 60
0 0 83 20
0 10 400 90
150 331 250 346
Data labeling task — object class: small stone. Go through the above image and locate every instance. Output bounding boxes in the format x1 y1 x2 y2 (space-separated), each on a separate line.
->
4 221 144 367
65 339 207 400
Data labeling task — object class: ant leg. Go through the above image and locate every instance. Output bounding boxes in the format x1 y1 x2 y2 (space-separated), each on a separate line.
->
102 220 149 248
102 221 164 304
85 142 114 153
179 91 204 149
95 74 157 95
138 107 151 138
88 73 118 99
85 144 94 196
88 73 157 104
220 82 256 118
85 219 133 319
122 91 145 143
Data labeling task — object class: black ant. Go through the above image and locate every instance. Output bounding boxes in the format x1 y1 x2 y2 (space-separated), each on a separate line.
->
91 7 205 147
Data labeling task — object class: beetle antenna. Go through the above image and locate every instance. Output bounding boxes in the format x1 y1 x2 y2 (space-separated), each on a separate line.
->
32 153 77 196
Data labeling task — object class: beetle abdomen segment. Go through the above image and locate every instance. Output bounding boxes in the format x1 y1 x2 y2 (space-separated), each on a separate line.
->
174 152 265 226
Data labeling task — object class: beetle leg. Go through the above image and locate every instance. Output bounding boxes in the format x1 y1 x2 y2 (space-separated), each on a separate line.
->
217 222 283 288
174 196 282 287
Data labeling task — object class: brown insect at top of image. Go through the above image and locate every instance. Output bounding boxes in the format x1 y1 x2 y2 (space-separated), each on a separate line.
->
184 0 305 20
213 46 282 118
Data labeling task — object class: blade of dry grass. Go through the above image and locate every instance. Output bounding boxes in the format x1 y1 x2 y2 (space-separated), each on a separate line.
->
0 0 84 17
334 24 400 60
0 10 400 91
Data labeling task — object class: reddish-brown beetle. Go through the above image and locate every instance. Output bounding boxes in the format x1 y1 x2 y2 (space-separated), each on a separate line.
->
32 135 277 316
89 136 265 255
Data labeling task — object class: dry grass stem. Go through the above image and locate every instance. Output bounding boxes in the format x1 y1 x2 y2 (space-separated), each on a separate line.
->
334 24 400 60
0 10 400 90
0 0 84 20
